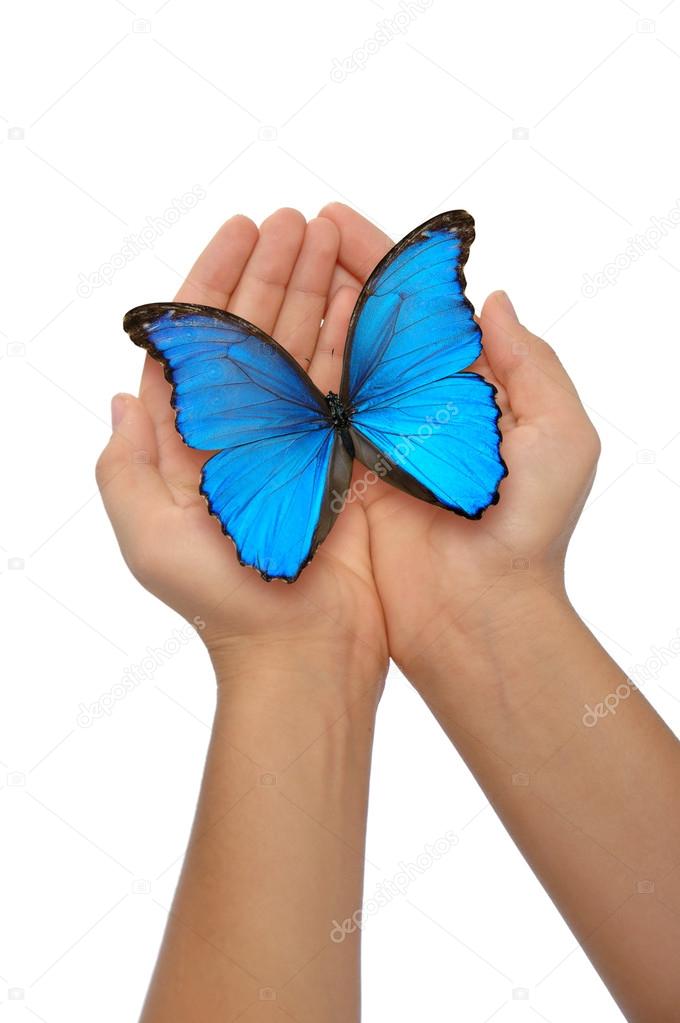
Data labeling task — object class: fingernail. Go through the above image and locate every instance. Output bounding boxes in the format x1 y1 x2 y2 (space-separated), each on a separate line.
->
111 393 129 429
496 290 518 320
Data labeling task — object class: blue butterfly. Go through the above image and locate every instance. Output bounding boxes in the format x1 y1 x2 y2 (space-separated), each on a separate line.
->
124 211 507 582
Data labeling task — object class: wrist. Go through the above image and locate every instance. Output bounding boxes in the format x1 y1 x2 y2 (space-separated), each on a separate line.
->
400 582 604 775
210 631 385 697
402 573 580 699
207 636 383 766
205 651 379 848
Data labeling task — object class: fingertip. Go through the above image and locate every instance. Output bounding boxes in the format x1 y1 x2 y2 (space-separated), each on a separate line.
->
481 290 519 325
480 290 530 365
477 291 535 396
106 393 159 467
227 213 258 232
306 215 340 253
318 201 348 221
303 217 340 268
479 291 582 416
224 213 259 248
111 392 133 430
260 207 306 234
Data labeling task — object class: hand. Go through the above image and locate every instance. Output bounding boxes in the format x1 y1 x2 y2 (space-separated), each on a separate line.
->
96 209 387 698
319 203 601 682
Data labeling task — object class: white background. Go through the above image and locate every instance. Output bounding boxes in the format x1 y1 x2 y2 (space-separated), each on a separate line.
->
3 1 680 1020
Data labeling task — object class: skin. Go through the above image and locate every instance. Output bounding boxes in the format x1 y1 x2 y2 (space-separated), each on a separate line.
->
319 203 680 1023
97 205 680 1022
97 210 388 1022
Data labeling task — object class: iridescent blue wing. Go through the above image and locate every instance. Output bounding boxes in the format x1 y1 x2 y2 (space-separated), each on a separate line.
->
342 211 506 518
124 303 351 581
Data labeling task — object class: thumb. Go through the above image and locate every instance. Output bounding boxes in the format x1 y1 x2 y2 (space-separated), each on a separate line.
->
479 290 583 424
96 394 172 552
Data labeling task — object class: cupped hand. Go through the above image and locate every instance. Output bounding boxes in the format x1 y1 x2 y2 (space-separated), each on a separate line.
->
96 209 388 692
319 203 601 677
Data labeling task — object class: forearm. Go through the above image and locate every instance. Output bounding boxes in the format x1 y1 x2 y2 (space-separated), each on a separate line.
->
407 583 680 1022
141 651 380 1023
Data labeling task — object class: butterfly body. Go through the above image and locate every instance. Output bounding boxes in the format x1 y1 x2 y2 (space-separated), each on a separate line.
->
124 211 507 582
324 390 355 458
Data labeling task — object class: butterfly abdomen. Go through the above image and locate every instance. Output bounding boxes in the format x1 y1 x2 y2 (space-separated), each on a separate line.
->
325 390 355 459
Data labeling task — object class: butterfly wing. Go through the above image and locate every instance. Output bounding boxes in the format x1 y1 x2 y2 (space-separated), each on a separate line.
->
124 303 351 581
342 211 506 518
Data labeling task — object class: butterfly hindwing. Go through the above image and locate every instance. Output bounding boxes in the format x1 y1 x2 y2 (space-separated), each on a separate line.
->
124 303 351 581
348 374 505 518
342 212 507 517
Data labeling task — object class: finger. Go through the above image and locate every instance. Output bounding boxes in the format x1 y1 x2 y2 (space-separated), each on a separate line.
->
140 214 259 438
479 291 586 424
227 208 306 334
272 217 339 366
96 394 173 554
329 262 362 298
308 285 359 394
174 214 259 307
319 202 393 282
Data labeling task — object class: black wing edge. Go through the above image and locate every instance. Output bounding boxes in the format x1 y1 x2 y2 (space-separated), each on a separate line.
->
349 374 509 522
340 210 480 405
199 433 353 583
123 301 328 413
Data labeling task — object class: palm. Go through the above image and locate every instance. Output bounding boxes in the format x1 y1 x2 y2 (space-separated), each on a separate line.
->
141 438 381 658
105 209 387 674
317 203 599 669
361 354 519 660
363 342 596 663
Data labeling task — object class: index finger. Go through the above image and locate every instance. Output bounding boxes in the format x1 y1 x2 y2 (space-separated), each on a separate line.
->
175 214 259 307
139 214 259 419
